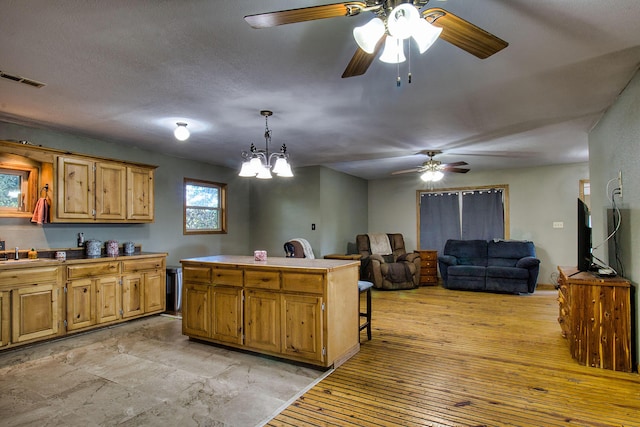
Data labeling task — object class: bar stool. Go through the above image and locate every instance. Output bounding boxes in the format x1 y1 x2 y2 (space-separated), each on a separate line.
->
358 280 373 341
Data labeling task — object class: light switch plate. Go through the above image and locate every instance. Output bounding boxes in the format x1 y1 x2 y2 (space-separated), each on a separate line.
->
553 221 564 229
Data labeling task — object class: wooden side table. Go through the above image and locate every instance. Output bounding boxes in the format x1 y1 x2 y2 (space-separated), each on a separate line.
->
418 250 438 286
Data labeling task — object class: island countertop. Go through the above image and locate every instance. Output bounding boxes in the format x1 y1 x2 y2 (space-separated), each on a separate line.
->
180 255 360 271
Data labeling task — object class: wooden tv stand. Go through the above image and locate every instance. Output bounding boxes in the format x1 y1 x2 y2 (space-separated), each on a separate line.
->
557 266 633 372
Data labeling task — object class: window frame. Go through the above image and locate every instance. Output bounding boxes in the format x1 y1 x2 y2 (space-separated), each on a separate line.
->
183 177 227 235
0 163 39 217
416 184 510 250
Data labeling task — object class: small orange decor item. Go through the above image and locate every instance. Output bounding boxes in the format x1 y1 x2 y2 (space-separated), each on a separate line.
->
28 248 38 259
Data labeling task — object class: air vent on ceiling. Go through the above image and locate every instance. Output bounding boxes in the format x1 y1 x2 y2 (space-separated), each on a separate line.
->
0 70 46 88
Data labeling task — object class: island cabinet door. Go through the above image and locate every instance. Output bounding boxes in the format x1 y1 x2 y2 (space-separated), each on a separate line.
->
245 290 281 353
12 283 60 343
211 286 243 345
281 294 324 363
183 283 211 338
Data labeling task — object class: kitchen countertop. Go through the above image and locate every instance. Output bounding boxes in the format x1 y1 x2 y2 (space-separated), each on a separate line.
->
0 251 168 269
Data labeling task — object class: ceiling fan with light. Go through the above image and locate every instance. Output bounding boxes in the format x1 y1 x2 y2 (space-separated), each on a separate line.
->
244 0 508 78
392 150 469 181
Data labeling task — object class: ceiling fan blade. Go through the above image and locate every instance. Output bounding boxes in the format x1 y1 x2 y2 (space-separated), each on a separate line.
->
342 35 386 78
442 167 470 173
441 161 468 167
423 8 508 59
391 167 422 175
244 2 366 29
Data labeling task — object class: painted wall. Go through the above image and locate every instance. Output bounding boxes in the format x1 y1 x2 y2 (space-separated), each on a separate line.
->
589 69 640 365
0 121 252 266
367 162 590 285
249 165 369 258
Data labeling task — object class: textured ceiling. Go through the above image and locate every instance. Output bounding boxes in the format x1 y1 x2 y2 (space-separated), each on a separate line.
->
1 0 639 180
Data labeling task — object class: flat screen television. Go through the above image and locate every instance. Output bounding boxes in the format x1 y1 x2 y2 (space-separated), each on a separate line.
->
577 198 592 272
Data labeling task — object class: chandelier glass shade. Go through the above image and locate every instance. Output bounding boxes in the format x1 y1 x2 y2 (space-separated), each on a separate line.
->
239 110 293 179
353 4 443 64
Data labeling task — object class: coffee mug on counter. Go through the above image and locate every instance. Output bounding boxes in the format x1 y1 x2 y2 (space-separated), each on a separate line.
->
55 251 66 261
254 250 267 261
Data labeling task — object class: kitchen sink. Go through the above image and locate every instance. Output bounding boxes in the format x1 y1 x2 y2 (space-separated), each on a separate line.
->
0 258 60 265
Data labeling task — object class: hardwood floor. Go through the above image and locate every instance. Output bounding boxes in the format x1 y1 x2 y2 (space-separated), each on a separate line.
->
266 286 640 427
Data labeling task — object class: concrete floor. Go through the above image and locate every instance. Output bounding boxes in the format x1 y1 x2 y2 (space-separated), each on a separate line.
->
0 315 329 426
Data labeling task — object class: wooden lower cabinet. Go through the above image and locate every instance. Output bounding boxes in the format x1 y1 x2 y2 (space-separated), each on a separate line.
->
211 286 243 345
12 283 61 343
0 254 166 351
67 278 96 330
183 282 211 338
122 274 144 318
245 289 281 353
181 256 359 368
97 275 121 323
0 265 63 347
65 255 166 331
557 266 632 372
0 291 9 347
282 293 324 363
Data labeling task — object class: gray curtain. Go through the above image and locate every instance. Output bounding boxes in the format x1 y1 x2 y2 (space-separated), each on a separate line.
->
461 189 504 240
420 192 460 255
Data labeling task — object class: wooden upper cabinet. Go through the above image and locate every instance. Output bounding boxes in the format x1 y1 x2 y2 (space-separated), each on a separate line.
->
56 156 95 220
95 162 127 220
127 166 154 221
55 155 155 223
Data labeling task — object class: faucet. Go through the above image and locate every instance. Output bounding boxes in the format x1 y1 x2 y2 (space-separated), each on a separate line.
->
15 247 19 260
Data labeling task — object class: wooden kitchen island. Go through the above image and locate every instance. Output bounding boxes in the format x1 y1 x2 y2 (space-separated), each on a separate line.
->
180 255 360 368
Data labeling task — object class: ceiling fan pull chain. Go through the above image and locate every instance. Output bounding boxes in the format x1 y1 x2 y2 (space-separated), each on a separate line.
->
408 40 412 84
396 38 402 87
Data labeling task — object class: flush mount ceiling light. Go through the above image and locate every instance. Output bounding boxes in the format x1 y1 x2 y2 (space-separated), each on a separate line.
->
239 110 293 179
174 122 190 141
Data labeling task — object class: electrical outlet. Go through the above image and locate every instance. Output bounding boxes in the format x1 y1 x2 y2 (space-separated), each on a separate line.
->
618 170 623 199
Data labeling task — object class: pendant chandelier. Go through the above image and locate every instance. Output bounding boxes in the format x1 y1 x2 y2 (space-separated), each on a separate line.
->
239 110 293 179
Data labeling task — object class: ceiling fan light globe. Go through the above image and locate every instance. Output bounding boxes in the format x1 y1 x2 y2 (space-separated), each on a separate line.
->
412 19 442 54
239 161 257 177
387 4 419 40
432 171 444 181
379 36 406 64
421 171 435 182
353 17 385 54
